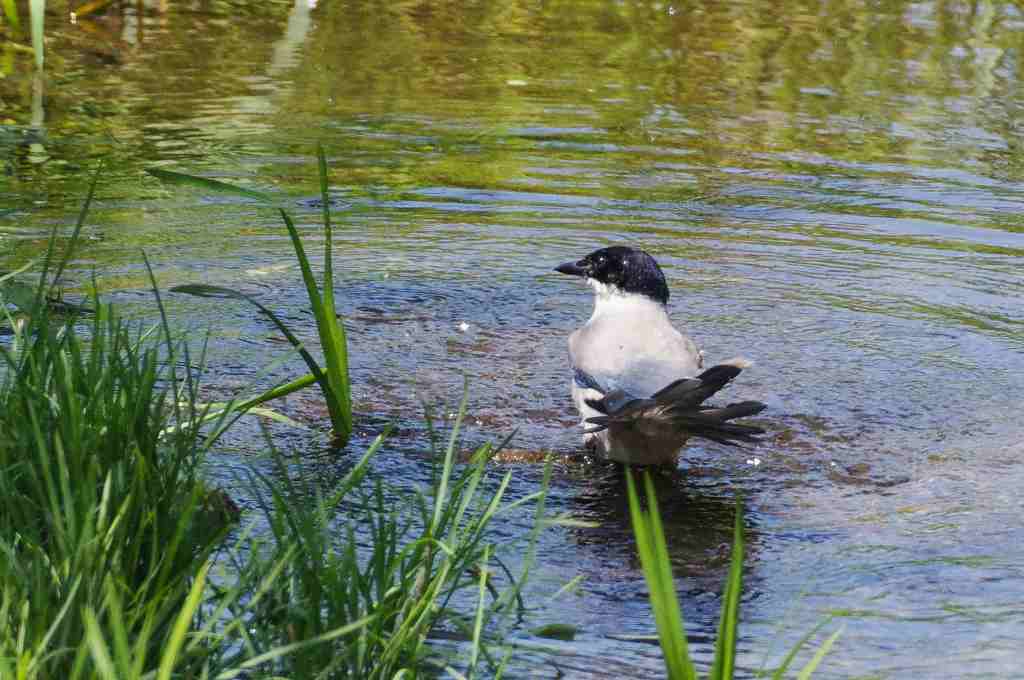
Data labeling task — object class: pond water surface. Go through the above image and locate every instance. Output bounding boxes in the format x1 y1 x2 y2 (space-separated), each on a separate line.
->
3 1 1024 677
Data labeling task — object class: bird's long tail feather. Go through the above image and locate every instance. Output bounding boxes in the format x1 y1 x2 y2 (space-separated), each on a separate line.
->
582 359 767 445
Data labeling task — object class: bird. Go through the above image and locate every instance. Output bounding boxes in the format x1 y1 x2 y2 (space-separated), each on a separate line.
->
554 245 766 465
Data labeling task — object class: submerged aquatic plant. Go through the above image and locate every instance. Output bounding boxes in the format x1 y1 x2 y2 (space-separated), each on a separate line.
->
625 468 839 679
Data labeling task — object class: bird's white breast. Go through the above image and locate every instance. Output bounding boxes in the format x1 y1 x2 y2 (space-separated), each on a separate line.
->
568 287 702 399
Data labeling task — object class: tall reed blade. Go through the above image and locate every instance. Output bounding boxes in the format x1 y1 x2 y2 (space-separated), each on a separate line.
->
710 499 745 680
147 153 354 444
29 0 43 70
279 206 352 443
312 144 351 441
626 468 696 680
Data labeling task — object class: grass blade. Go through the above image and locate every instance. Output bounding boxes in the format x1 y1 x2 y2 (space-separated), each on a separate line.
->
430 382 469 535
313 144 352 444
156 562 210 680
215 615 376 679
29 0 43 69
710 498 745 680
82 609 118 680
768 618 832 679
2 0 19 30
279 208 351 442
317 143 334 304
170 284 334 401
0 258 39 285
644 471 695 680
51 161 102 291
795 627 842 680
144 252 186 426
468 545 491 677
626 469 695 680
145 167 273 203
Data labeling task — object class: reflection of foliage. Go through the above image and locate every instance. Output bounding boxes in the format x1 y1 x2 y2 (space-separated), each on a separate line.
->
2 0 1024 270
0 0 299 196
3 0 1023 192
272 0 1024 191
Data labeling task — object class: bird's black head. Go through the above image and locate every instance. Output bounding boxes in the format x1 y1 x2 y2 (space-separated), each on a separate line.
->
555 246 670 304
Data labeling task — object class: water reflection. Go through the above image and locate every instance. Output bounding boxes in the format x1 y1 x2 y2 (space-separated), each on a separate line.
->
566 461 755 575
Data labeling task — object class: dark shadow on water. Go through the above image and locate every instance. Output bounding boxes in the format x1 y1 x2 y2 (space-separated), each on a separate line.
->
560 456 760 579
511 453 773 677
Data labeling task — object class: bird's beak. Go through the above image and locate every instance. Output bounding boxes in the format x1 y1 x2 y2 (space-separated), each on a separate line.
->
555 261 587 277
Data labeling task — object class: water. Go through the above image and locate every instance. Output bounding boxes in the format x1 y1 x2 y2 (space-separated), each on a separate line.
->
3 1 1024 676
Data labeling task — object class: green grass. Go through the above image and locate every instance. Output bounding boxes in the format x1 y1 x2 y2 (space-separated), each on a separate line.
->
0 167 230 677
0 180 556 678
626 468 840 679
0 278 551 678
0 271 553 678
148 145 353 445
214 400 548 678
0 285 234 678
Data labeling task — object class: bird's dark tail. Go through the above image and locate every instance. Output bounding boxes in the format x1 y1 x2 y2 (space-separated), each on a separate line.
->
583 359 767 446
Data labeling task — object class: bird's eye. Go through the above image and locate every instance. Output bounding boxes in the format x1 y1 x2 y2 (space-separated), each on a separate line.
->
595 256 607 267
